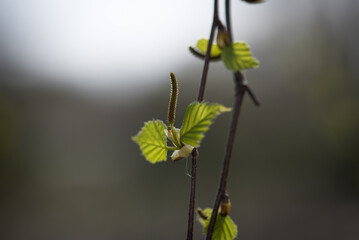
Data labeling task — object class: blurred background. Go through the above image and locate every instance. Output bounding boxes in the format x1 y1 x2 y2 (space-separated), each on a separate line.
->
1 0 358 239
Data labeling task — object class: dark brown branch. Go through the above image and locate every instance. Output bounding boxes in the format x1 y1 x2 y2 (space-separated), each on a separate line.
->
187 1 219 240
206 72 246 240
206 0 261 238
226 0 261 107
186 148 198 240
190 0 261 239
197 1 220 102
225 0 233 42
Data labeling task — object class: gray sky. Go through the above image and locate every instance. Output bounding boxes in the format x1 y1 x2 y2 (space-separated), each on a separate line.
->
0 0 345 91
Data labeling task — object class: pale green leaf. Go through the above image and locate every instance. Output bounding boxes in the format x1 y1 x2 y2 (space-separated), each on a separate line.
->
198 208 238 240
197 39 222 58
197 208 212 227
132 120 168 164
180 102 231 147
221 42 259 71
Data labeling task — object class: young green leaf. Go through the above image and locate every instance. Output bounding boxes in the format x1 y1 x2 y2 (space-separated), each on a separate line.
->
221 42 259 71
132 120 168 164
197 208 238 240
180 102 231 147
196 38 222 58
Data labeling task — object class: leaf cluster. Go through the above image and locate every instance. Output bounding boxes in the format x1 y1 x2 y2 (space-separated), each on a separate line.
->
133 102 231 163
197 208 238 240
191 38 259 71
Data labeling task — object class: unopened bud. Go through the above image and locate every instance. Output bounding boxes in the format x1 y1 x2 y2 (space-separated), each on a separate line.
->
219 193 231 216
171 144 194 162
165 128 181 148
216 28 230 49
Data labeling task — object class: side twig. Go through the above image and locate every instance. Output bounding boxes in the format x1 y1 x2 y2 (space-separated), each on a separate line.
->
244 83 260 106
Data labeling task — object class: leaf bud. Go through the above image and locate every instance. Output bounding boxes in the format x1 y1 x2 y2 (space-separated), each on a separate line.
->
171 144 194 162
216 28 230 49
219 192 231 216
165 127 182 148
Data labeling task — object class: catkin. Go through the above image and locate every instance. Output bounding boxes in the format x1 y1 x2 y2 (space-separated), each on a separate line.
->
168 72 178 125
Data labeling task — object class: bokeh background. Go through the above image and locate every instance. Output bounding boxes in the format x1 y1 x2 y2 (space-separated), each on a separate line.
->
1 0 358 239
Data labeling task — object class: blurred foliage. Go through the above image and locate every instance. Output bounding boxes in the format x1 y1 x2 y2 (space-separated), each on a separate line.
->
0 95 19 159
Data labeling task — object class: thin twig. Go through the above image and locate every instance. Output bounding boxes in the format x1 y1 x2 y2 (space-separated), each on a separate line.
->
244 84 260 106
187 1 219 239
206 0 251 238
206 72 246 240
186 148 198 240
197 0 220 102
225 0 261 107
225 0 233 42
